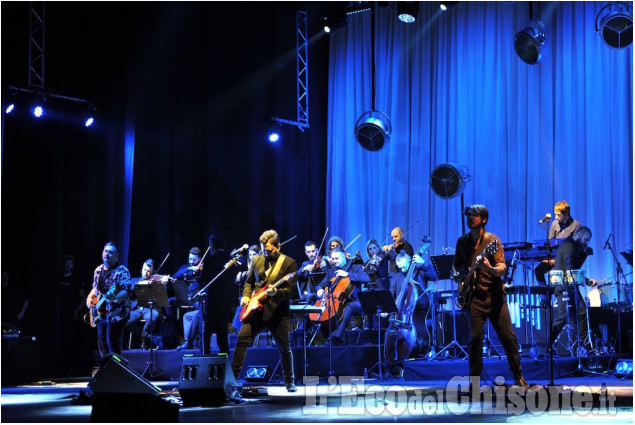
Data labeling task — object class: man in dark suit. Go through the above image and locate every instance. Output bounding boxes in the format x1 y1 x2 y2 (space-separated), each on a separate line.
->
230 229 299 392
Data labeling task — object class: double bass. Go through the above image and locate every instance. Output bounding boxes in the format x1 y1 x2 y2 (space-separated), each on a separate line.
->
309 252 361 322
384 237 431 363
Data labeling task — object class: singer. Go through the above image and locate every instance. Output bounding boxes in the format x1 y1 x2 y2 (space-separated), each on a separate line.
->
535 200 582 285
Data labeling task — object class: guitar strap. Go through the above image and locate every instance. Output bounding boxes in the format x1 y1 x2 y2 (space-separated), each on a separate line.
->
468 232 494 283
265 253 286 285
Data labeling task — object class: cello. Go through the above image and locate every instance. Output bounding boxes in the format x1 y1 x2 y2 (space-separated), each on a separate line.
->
384 237 431 363
309 252 362 322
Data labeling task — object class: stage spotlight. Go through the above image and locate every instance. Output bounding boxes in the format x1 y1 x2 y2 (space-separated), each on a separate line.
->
84 117 94 127
354 110 392 151
244 365 270 382
440 1 457 11
33 105 44 118
514 18 546 64
596 2 633 48
5 104 15 114
267 125 281 143
397 2 419 23
430 164 471 199
323 9 347 33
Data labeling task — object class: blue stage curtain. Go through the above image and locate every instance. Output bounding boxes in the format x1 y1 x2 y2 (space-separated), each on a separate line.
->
327 2 632 282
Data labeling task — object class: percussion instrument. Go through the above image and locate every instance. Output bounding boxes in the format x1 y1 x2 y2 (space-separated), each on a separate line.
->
546 270 564 286
598 281 633 309
568 269 586 284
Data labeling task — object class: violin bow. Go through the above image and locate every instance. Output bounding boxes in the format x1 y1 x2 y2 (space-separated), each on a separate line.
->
314 227 330 266
155 252 170 274
344 233 362 251
197 245 211 269
281 234 297 246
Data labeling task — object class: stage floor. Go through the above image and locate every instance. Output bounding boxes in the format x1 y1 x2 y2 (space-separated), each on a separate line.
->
1 374 633 423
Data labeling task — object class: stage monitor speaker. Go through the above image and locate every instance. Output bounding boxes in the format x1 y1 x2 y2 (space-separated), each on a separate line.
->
178 354 236 407
89 354 160 396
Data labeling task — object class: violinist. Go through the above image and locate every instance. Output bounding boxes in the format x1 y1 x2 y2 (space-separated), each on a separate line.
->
171 247 203 351
125 259 169 350
325 236 345 267
364 239 390 290
390 251 438 356
315 247 369 345
383 227 415 274
298 241 320 302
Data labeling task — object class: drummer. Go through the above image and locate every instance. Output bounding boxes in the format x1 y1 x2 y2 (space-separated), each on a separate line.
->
547 226 597 354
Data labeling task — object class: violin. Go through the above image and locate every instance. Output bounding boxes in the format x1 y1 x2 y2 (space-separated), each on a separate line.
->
140 274 175 285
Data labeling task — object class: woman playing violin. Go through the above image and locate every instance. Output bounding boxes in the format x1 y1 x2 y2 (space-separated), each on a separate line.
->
365 239 390 290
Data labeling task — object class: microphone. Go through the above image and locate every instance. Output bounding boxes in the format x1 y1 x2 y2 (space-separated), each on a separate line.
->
538 213 552 225
604 234 612 250
230 244 249 257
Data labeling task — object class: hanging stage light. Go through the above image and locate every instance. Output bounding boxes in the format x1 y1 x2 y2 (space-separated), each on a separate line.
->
596 2 633 48
354 110 392 152
514 18 546 65
430 164 470 199
33 105 44 118
5 104 15 114
440 1 458 12
397 2 419 23
323 8 347 33
267 124 281 143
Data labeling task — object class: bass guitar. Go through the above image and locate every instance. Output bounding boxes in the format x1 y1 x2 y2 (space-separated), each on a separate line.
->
240 272 297 322
457 239 499 310
87 293 106 327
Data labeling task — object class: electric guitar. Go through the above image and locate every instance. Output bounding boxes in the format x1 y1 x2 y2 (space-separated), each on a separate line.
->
239 272 296 322
457 240 499 310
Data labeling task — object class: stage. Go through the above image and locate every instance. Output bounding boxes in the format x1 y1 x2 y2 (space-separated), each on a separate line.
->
1 343 633 422
1 374 632 422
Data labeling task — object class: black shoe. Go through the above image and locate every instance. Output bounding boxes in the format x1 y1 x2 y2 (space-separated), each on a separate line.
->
286 382 297 392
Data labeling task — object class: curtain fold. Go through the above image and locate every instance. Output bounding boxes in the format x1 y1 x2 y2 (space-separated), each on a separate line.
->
327 1 633 281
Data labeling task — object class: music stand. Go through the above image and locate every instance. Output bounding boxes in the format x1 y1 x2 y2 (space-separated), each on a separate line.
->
135 281 169 379
172 280 192 307
430 255 468 360
358 290 397 380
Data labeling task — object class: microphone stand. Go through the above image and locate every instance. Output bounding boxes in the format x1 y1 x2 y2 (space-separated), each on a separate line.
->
605 236 626 354
542 218 556 387
193 256 241 355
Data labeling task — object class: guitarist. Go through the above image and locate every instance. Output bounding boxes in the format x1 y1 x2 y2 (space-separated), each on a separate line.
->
452 204 529 390
85 242 131 357
231 230 299 392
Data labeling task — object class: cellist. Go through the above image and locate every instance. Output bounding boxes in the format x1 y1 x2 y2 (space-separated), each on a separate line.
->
314 247 369 345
